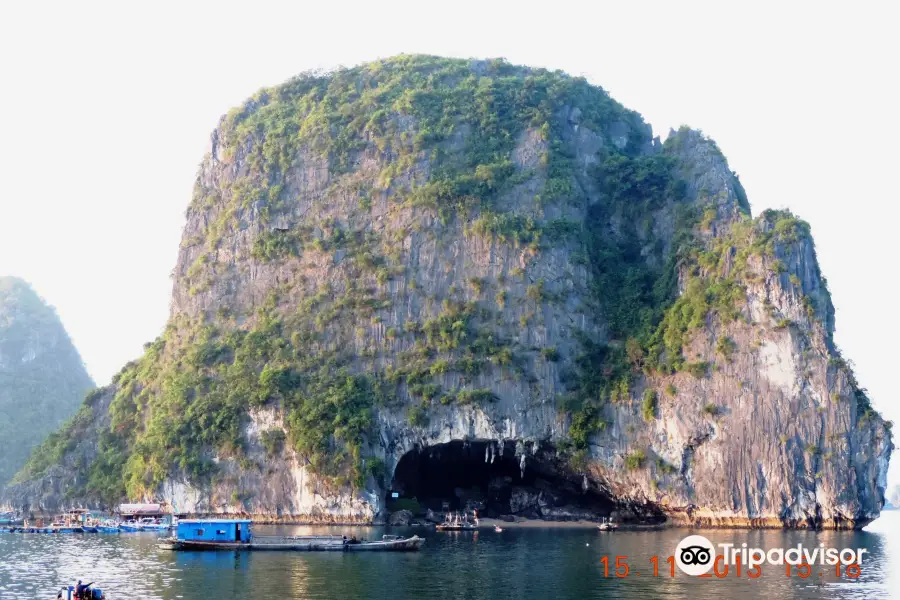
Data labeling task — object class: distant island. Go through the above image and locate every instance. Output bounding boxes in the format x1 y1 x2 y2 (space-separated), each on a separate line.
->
0 277 94 488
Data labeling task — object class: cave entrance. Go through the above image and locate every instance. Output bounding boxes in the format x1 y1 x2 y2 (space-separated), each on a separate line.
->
388 440 618 521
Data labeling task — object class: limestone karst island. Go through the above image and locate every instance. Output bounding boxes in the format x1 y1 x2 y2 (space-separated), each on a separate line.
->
1 56 892 536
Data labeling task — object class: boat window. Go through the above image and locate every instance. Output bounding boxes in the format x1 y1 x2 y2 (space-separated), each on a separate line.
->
195 529 204 535
217 529 226 534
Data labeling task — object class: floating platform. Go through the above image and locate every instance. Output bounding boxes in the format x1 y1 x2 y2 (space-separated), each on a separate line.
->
1 526 85 533
157 534 424 552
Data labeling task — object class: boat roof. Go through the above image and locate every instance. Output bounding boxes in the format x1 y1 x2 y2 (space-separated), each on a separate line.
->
177 519 253 524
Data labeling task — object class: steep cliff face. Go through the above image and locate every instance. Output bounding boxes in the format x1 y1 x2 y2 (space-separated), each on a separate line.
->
4 56 891 528
0 277 94 487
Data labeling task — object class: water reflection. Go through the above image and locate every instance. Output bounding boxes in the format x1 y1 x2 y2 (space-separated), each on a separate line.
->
0 512 896 599
0 533 177 599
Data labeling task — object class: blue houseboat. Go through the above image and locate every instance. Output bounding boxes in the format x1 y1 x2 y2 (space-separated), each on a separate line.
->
159 518 422 552
176 519 252 544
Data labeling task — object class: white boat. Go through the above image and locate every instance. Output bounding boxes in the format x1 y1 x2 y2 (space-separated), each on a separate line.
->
138 517 171 531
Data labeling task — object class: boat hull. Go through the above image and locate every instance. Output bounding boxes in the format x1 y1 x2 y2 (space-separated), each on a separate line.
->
158 535 424 552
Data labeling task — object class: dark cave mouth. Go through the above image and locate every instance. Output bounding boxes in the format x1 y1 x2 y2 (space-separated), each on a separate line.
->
387 440 622 521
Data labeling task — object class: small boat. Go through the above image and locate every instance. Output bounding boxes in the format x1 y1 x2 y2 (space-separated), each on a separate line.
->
494 525 503 533
118 523 143 532
435 511 479 531
55 582 105 599
96 525 121 533
93 519 121 533
435 522 478 531
137 517 172 532
597 522 618 531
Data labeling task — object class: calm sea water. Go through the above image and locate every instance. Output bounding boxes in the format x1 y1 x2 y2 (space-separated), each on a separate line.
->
1 511 898 600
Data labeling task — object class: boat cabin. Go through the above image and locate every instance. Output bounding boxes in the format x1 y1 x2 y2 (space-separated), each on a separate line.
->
176 519 252 543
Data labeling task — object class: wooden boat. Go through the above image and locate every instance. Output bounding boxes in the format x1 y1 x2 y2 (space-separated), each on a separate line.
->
157 534 424 552
435 523 478 531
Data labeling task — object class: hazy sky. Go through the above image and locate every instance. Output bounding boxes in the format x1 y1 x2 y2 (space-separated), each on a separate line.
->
1 2 897 480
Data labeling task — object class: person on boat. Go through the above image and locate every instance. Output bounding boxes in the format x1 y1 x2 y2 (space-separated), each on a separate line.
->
75 580 94 599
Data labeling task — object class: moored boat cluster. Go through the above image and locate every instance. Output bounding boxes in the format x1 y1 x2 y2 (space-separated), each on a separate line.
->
0 507 174 534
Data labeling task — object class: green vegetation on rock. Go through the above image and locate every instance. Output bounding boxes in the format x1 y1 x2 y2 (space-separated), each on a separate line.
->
642 390 658 422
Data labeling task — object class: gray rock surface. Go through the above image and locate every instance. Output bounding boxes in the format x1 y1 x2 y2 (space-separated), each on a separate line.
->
388 509 413 526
